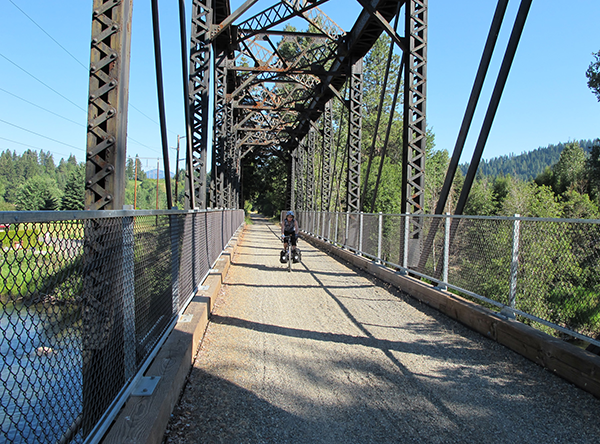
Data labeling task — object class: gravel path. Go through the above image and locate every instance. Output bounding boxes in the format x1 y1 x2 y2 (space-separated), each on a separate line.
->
163 215 600 443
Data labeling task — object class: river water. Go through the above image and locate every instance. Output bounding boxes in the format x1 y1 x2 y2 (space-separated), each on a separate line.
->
0 303 83 443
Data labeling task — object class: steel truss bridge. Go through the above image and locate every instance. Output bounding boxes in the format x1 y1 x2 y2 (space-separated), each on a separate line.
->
88 0 429 214
5 0 600 442
86 0 533 261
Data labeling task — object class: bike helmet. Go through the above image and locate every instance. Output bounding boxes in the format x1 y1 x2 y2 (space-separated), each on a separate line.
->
286 211 295 217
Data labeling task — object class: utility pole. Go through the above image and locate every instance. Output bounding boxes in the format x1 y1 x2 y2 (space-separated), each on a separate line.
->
156 158 160 209
134 155 138 210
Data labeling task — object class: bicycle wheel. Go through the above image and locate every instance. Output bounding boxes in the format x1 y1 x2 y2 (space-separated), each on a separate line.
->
287 245 292 272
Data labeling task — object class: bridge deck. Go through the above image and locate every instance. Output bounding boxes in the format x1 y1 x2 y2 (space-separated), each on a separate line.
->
164 215 600 443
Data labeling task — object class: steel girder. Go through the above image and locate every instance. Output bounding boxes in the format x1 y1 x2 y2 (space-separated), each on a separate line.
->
346 58 363 213
401 0 427 244
83 1 133 437
85 0 132 211
187 0 214 209
320 100 333 212
306 127 316 211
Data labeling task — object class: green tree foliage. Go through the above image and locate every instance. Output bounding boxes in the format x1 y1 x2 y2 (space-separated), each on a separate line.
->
586 142 600 204
244 154 287 217
15 176 62 211
61 166 85 211
551 141 588 195
0 150 82 211
586 50 600 102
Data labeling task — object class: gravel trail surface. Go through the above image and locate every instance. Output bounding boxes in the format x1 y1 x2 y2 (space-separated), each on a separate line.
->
163 215 600 443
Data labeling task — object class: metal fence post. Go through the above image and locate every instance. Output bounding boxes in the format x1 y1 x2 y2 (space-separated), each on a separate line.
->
509 214 520 310
122 207 135 380
359 212 364 254
439 213 450 290
403 212 410 269
378 212 383 263
345 212 350 247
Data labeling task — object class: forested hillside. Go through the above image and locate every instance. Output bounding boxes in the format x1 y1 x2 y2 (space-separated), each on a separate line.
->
459 140 598 181
0 150 183 211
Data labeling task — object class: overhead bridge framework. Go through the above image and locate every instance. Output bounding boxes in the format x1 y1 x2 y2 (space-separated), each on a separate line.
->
84 0 427 219
83 0 532 267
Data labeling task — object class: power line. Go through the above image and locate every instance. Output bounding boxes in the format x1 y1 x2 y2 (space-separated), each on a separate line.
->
7 1 182 140
3 3 184 154
0 53 87 113
8 0 88 71
0 118 84 152
0 87 85 127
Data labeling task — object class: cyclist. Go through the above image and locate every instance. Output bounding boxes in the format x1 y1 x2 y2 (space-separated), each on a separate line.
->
280 210 300 263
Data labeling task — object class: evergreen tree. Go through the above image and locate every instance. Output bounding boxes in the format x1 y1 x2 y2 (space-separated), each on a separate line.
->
61 167 85 210
586 50 600 102
586 142 600 204
552 142 588 195
15 176 61 211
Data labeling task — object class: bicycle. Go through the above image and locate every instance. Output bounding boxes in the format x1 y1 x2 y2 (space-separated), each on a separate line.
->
280 234 301 272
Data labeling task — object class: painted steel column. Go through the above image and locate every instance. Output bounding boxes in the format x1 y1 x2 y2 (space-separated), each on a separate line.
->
83 1 132 438
211 50 228 208
297 138 306 211
85 0 132 210
307 127 316 211
321 100 333 212
187 0 213 209
401 0 427 266
346 58 363 213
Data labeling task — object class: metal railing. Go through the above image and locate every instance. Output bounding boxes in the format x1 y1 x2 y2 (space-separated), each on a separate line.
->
298 210 600 348
0 208 244 444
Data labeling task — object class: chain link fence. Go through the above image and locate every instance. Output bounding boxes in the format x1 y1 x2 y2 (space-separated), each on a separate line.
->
298 211 600 347
0 208 244 444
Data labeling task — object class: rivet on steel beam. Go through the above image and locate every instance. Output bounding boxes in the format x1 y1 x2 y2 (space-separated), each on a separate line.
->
112 24 119 32
105 195 113 201
86 180 93 187
90 65 97 72
89 94 96 101
88 123 94 129
109 80 117 87
106 165 114 173
87 151 93 157
110 53 117 60
108 137 115 145
107 108 115 116
93 10 100 17
92 38 98 44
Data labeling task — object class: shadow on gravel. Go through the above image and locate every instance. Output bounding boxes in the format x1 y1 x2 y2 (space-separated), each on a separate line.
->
164 369 312 443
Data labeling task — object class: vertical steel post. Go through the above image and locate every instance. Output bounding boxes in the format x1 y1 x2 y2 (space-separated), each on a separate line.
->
359 212 364 254
346 58 363 213
150 0 173 209
442 213 450 288
85 0 132 210
401 0 427 265
186 0 213 209
122 210 135 380
378 212 383 263
403 212 410 269
212 50 227 208
510 214 521 309
321 100 333 212
83 0 132 437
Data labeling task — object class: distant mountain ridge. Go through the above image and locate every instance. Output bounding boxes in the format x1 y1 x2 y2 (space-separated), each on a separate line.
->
459 139 598 181
145 169 175 180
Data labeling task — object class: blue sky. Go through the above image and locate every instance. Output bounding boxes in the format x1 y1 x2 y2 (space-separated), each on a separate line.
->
0 0 599 174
